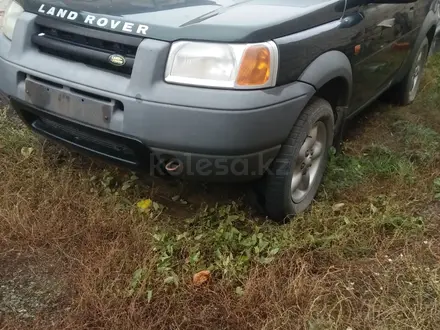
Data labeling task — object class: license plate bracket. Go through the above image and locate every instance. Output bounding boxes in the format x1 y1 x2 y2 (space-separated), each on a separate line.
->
24 78 115 129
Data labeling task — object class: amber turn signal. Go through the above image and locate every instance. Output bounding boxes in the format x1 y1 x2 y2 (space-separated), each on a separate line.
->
236 45 271 86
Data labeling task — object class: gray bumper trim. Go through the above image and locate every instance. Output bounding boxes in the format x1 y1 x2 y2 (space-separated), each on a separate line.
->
12 98 281 181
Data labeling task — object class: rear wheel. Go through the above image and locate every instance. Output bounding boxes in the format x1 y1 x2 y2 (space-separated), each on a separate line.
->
260 97 334 222
388 37 430 106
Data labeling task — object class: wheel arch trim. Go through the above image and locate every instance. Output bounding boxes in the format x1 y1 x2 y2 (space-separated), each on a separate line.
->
297 50 353 107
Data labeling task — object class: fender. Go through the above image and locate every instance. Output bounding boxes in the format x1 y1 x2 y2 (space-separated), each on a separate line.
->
394 8 438 83
297 50 353 107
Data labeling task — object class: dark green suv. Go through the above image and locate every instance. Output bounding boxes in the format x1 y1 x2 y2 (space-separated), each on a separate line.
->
0 0 439 220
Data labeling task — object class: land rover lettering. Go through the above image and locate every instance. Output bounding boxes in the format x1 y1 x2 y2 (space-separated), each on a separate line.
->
36 3 149 36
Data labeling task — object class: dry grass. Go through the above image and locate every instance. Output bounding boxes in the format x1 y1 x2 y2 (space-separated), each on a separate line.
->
2 57 440 329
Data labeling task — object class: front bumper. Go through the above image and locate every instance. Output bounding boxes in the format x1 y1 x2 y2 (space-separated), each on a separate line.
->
11 97 286 181
0 13 315 181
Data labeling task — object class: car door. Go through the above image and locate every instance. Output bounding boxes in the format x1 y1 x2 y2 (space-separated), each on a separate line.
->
347 1 415 112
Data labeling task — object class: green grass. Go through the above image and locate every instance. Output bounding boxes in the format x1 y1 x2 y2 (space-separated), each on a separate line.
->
324 144 415 191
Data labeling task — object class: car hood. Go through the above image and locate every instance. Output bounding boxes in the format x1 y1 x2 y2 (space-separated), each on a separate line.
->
21 0 345 42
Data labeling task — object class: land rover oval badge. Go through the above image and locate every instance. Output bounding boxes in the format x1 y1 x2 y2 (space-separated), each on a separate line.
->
108 54 126 66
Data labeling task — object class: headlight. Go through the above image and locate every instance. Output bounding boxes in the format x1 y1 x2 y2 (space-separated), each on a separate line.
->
165 41 279 89
2 0 24 40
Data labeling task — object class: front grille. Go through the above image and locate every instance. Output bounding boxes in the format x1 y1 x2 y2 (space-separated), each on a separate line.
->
32 16 143 76
39 26 138 57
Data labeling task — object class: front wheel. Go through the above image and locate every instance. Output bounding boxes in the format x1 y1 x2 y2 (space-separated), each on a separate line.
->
260 97 334 222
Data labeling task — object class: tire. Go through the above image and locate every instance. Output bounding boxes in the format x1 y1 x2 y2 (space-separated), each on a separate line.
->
389 37 430 106
260 97 334 222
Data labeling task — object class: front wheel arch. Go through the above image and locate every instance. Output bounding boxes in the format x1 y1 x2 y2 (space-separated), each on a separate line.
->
298 50 353 108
